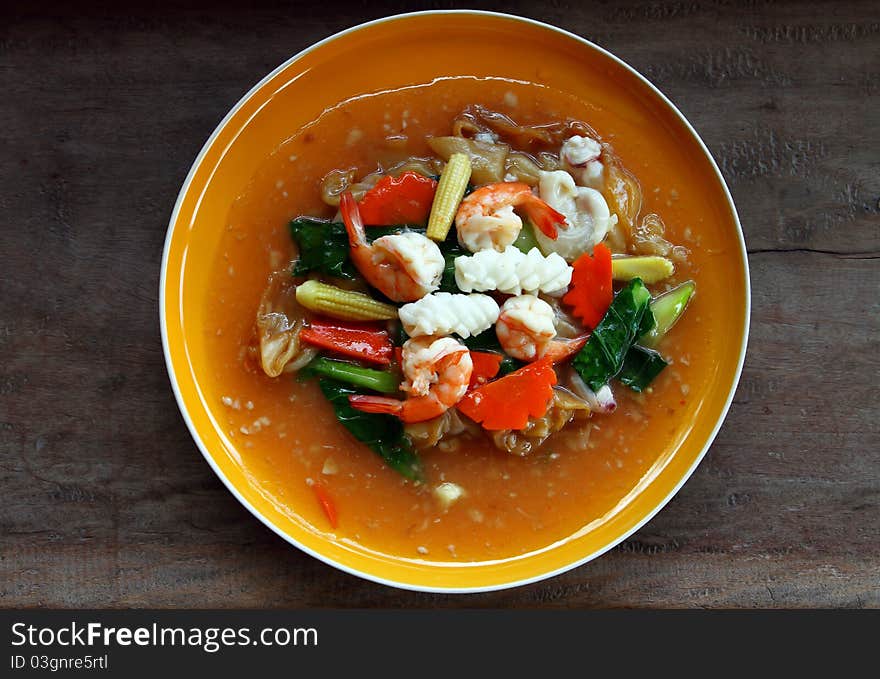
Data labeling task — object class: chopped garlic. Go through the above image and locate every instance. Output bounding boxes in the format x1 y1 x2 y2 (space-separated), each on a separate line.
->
221 396 241 410
433 482 465 511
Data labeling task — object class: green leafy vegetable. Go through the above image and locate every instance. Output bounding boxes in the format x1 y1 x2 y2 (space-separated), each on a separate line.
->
301 357 399 394
512 219 539 254
497 356 522 376
573 278 655 391
289 218 357 279
462 329 524 375
438 241 468 293
318 379 423 481
434 219 469 293
391 322 409 347
637 297 657 338
642 280 696 348
461 328 502 352
618 345 668 392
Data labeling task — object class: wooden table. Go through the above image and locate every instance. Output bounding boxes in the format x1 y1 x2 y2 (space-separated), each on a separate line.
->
2 0 877 608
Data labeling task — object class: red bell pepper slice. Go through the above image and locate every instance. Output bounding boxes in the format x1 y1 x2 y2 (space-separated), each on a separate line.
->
457 359 557 431
357 171 438 225
562 243 613 329
299 317 393 365
311 483 338 529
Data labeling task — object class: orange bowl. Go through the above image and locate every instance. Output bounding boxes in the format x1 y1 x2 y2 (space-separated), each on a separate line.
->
160 11 749 592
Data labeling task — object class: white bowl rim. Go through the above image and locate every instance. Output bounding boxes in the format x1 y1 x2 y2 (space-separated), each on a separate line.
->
159 9 751 594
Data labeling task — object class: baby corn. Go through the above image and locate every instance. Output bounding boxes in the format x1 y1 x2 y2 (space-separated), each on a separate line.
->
426 152 471 241
611 255 674 284
295 280 398 321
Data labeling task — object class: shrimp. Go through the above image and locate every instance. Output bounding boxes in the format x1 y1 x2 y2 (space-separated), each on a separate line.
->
454 181 567 252
340 191 444 302
348 336 474 423
496 295 588 362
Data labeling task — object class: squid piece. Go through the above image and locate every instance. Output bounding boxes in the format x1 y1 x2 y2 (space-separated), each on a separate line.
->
560 135 605 190
454 246 572 297
534 170 615 262
398 292 499 339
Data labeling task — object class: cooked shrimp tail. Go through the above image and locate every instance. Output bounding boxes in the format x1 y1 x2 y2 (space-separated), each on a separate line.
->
349 393 456 423
542 335 589 363
496 298 586 363
520 196 566 239
456 181 565 252
340 190 368 248
348 394 403 416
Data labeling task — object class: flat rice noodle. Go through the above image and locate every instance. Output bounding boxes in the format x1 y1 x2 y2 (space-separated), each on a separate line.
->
427 135 508 185
320 167 357 207
602 152 643 253
504 151 561 186
630 212 687 259
404 408 479 451
255 272 316 377
453 105 598 152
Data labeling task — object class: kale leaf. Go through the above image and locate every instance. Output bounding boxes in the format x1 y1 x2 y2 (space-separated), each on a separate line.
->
618 345 669 392
289 218 356 279
318 379 423 482
573 278 658 391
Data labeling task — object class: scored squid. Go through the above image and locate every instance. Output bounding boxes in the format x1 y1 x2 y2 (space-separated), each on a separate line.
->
398 292 500 339
560 135 605 190
453 246 572 297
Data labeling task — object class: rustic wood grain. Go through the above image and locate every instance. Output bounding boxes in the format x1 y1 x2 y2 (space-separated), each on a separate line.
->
1 0 877 608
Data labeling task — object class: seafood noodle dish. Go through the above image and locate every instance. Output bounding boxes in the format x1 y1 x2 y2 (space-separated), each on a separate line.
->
205 80 705 561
